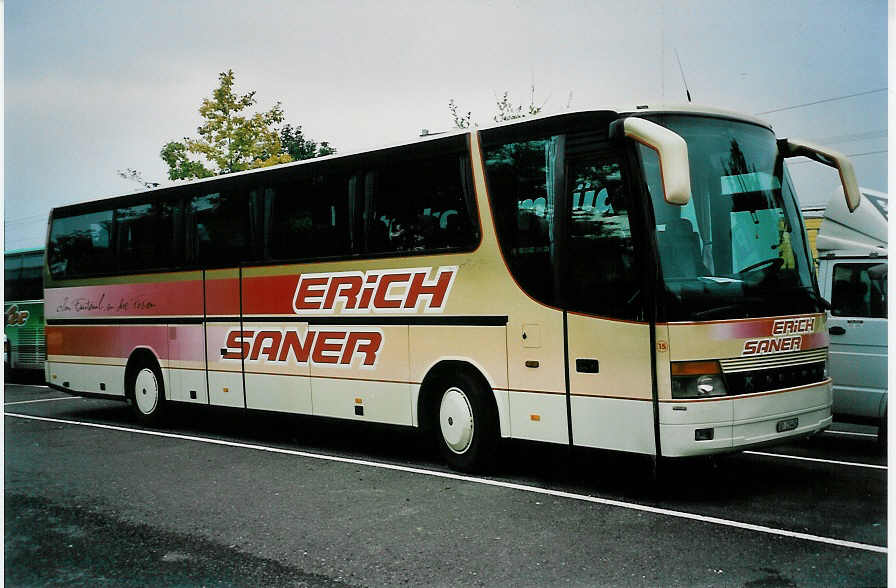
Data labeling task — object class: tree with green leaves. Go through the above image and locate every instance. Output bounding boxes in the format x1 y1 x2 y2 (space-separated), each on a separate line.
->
160 70 334 180
280 123 336 161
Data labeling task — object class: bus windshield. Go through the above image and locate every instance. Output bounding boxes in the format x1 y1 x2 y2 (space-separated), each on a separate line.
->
5 250 44 301
637 114 821 321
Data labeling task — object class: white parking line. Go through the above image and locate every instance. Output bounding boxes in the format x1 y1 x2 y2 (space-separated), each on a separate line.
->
744 450 886 471
824 430 879 439
4 396 81 406
4 411 887 555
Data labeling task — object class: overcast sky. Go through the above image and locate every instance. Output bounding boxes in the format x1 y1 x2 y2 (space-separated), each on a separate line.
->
4 0 888 251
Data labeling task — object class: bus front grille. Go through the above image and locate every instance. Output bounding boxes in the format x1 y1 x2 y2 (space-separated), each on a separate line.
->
723 362 826 396
12 329 47 369
719 348 828 373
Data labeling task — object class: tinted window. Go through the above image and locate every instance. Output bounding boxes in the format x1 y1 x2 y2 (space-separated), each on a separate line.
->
116 201 180 273
831 262 887 318
484 122 641 319
48 210 115 278
565 157 640 319
187 191 250 267
4 251 43 300
263 172 352 261
484 137 562 306
364 152 478 255
4 254 23 295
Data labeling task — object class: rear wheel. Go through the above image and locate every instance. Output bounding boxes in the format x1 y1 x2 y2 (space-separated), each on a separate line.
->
433 371 497 472
127 360 166 425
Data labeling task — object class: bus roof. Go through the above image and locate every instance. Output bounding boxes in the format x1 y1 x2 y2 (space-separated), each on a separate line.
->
50 104 773 216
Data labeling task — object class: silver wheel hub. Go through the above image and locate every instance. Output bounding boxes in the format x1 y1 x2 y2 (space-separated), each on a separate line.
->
134 368 159 415
439 387 474 454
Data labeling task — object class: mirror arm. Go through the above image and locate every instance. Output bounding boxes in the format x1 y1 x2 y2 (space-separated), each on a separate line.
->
779 138 861 212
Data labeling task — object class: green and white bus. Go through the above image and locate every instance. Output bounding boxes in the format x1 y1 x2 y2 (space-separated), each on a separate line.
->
5 248 47 374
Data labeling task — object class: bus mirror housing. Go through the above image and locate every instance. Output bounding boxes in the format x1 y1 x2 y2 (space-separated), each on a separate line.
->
779 138 860 212
615 117 691 206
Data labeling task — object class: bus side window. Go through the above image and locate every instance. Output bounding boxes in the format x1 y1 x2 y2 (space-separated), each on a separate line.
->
116 203 155 273
48 210 115 279
363 152 477 255
484 138 560 306
187 191 249 267
264 172 351 262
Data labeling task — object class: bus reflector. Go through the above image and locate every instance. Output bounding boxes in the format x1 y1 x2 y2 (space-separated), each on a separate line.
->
354 398 363 404
670 360 721 376
530 414 541 422
223 387 229 393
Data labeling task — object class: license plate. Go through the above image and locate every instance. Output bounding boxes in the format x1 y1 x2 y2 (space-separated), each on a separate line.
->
776 417 799 433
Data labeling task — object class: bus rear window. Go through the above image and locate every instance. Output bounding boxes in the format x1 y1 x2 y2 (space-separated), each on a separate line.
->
48 211 115 279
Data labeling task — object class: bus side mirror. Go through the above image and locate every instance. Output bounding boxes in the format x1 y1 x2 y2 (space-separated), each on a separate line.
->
612 117 691 206
779 138 861 213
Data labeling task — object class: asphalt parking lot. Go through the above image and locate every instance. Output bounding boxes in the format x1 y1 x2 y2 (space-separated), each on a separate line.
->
4 380 887 586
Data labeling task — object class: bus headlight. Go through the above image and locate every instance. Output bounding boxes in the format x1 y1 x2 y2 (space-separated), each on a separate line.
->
670 360 728 399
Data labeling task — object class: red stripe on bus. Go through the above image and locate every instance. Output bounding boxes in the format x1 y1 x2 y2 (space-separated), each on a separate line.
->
242 274 301 315
45 281 204 319
703 314 826 339
204 276 240 316
46 325 173 359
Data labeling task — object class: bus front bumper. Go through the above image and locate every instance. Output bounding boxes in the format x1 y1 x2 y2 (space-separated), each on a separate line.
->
658 379 833 457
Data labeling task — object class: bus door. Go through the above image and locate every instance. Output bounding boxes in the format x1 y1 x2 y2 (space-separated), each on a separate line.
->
240 265 314 415
188 190 248 409
204 268 246 408
562 151 656 454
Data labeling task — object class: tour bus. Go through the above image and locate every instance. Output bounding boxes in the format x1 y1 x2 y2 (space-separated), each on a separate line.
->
5 248 47 375
44 106 860 471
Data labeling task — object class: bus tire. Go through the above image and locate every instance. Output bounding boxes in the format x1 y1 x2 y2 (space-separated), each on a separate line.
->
432 370 497 473
126 357 166 425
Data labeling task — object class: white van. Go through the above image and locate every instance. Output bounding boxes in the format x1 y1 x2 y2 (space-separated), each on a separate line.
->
809 188 888 442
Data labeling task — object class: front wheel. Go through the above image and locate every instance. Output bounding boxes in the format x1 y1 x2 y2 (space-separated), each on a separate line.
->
127 360 166 425
433 371 498 473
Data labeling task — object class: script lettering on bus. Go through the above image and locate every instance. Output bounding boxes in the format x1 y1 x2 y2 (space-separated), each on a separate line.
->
742 316 817 356
55 293 157 314
221 328 384 368
293 266 457 314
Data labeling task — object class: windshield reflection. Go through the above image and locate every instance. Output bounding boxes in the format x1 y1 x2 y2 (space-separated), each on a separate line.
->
637 115 821 321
